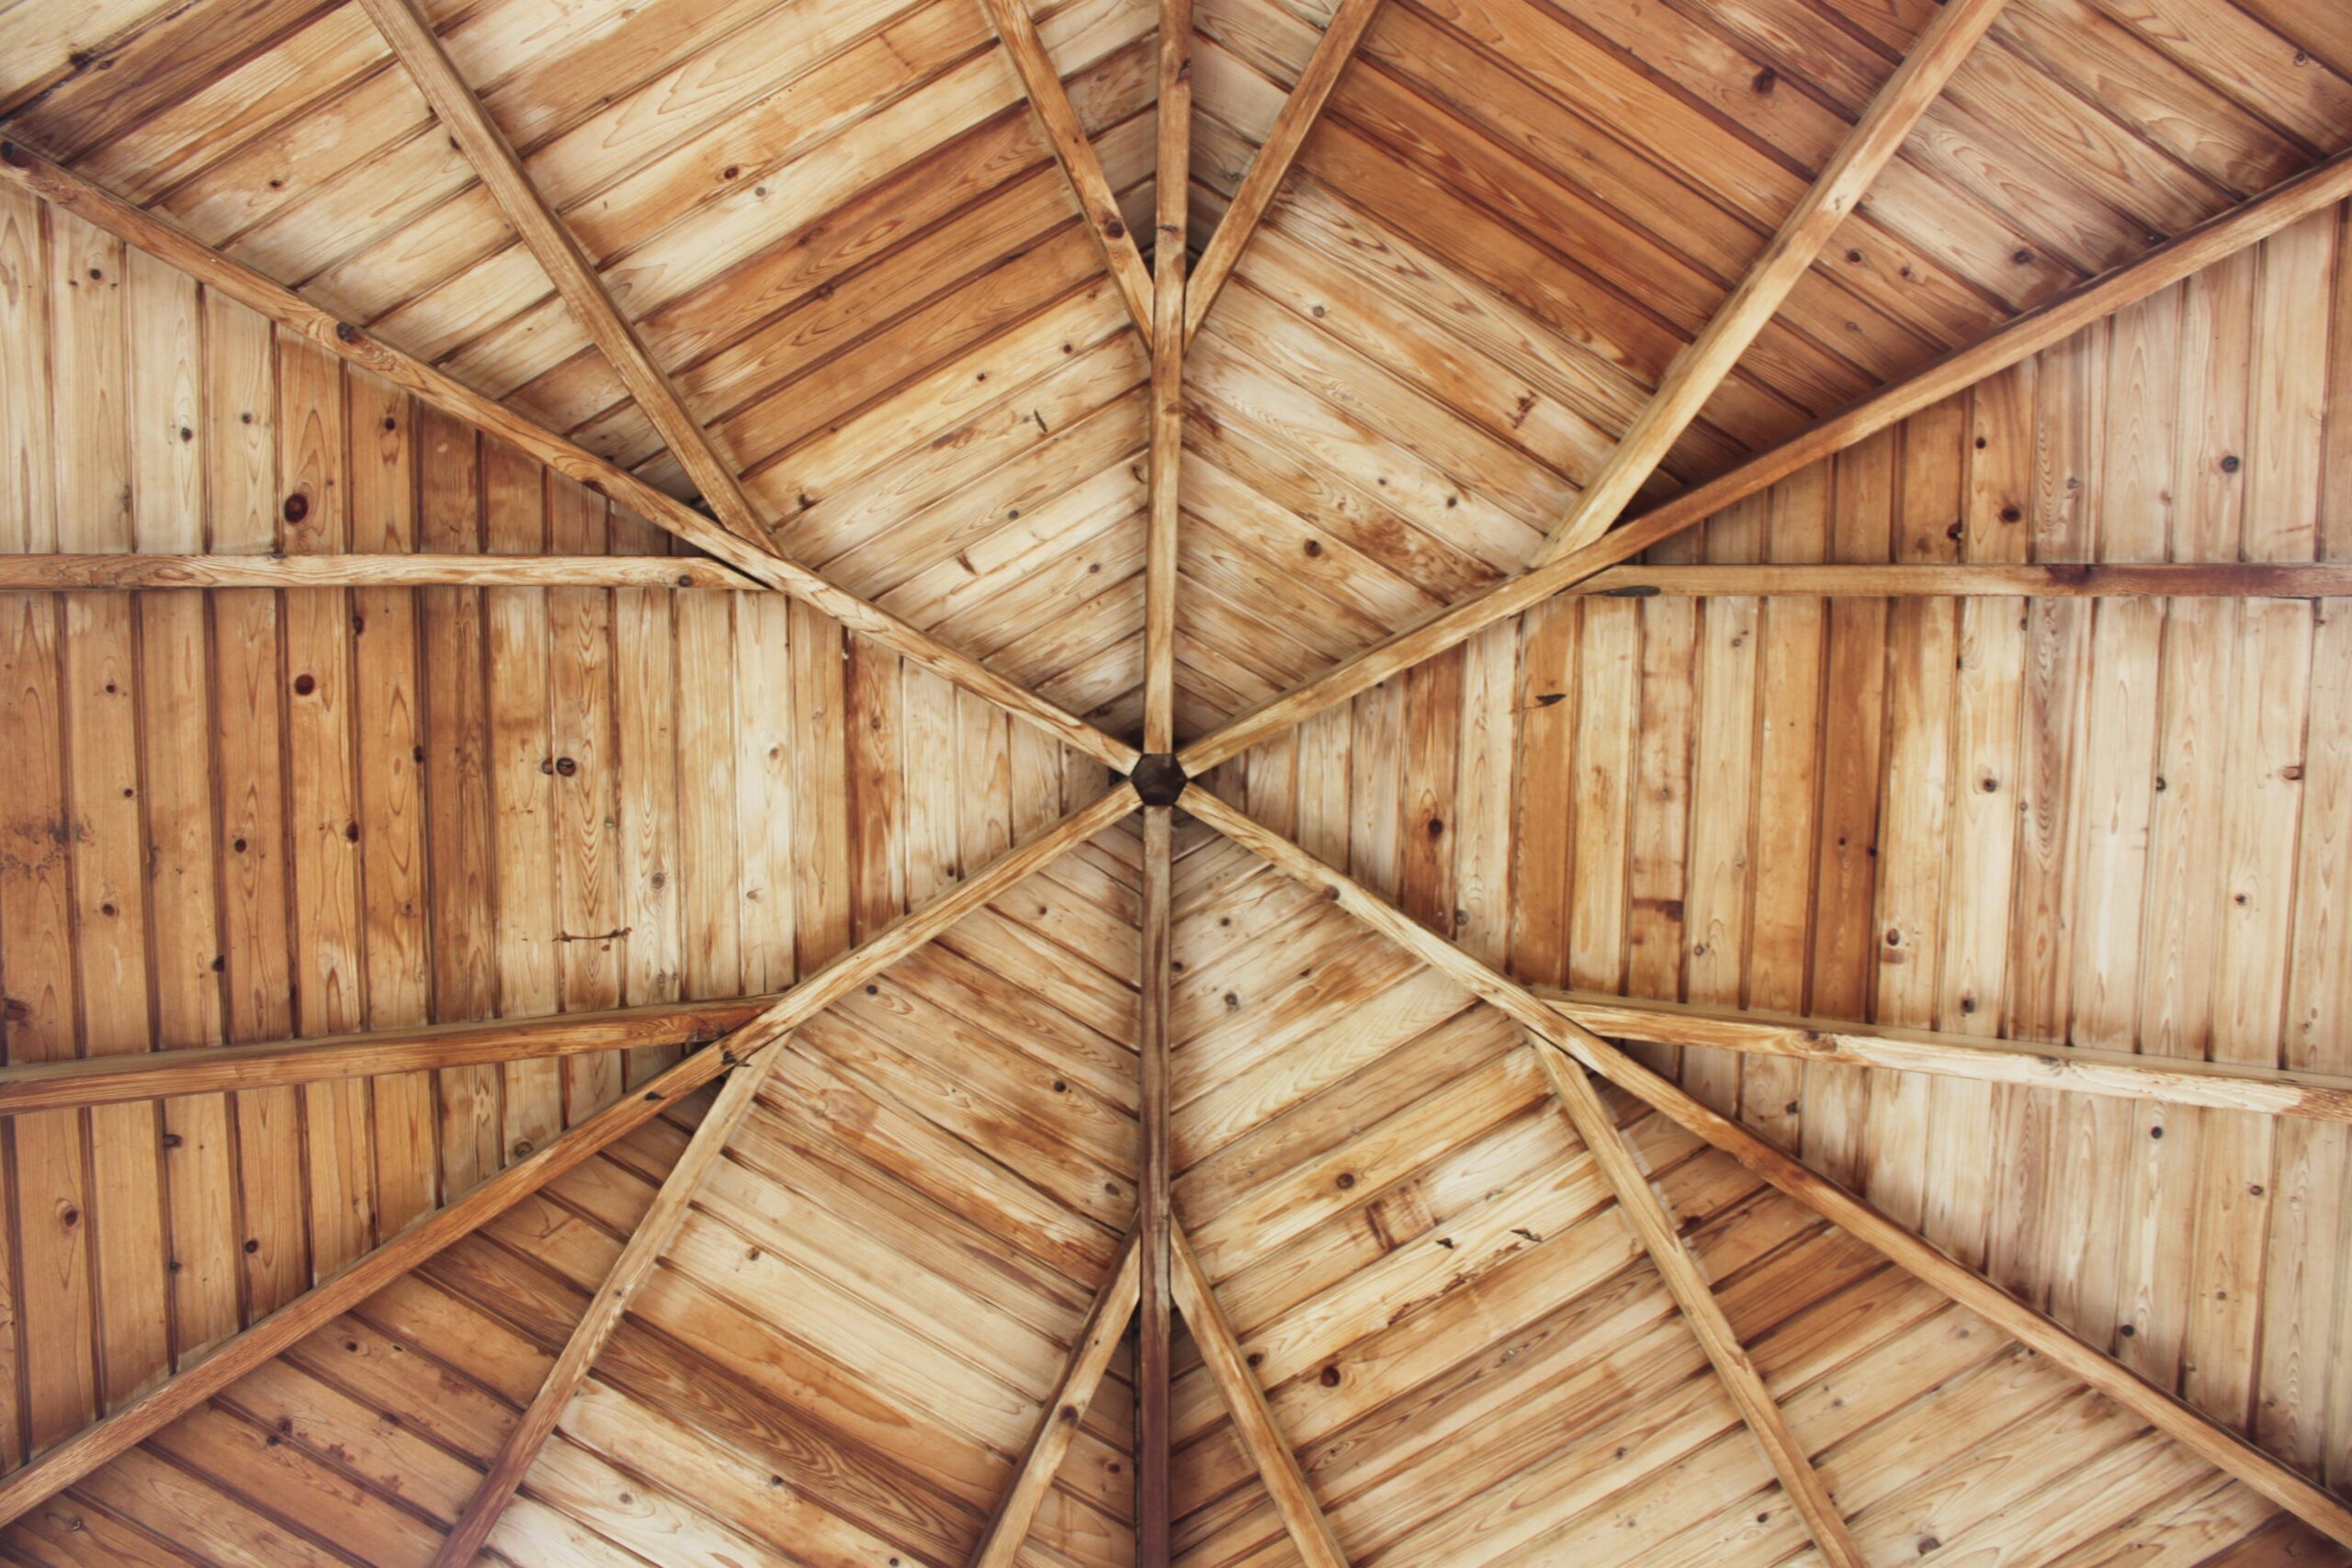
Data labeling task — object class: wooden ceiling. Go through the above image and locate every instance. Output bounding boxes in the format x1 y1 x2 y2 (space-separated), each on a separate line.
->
0 0 2349 1562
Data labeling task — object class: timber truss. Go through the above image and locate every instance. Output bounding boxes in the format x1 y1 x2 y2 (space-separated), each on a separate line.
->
2 0 2351 1562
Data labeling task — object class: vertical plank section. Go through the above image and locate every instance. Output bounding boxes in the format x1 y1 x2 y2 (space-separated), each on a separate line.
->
846 637 905 940
1142 0 1190 756
1347 680 1402 900
1453 619 1515 967
279 332 376 1278
1508 598 1577 989
548 479 623 1122
609 525 684 1085
1401 646 1461 940
1571 599 1636 1001
789 599 847 972
1625 564 1692 1073
1139 805 1173 1568
418 406 499 1196
0 184 55 557
903 666 962 906
346 372 436 1232
1681 491 1762 1117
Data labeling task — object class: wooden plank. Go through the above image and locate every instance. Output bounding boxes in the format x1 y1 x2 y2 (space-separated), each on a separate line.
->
978 0 1154 340
0 141 1139 773
1183 0 1384 344
1530 1043 1864 1568
1182 785 2352 1551
1170 1222 1349 1568
0 785 1132 1529
1140 805 1174 1566
0 554 761 588
354 0 773 551
1143 0 1190 756
967 1233 1141 1568
1176 146 2352 777
1533 0 2013 562
431 1047 785 1565
1565 562 2352 597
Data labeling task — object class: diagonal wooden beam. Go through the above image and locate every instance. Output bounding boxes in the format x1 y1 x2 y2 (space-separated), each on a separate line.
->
980 0 1156 340
1170 1221 1349 1568
0 787 1135 1529
1182 787 2352 1551
1533 0 2010 564
355 0 771 552
1137 806 1176 1562
1174 144 2352 777
0 141 1141 774
434 1047 784 1564
969 1232 1142 1568
1182 0 1384 345
1143 0 1190 757
1539 989 2352 1124
1529 1041 1862 1568
0 553 761 590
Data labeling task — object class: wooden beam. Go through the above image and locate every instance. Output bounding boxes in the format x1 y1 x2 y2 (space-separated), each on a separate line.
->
979 0 1155 340
0 141 1141 774
1575 562 2352 599
0 997 774 1116
0 787 1134 1529
354 0 771 552
969 1233 1142 1568
1182 0 1384 344
1174 145 2352 776
1170 1222 1349 1568
1530 1043 1863 1568
434 1049 785 1564
0 553 761 591
1182 788 2352 1551
1534 0 2010 563
1143 0 1191 755
1539 989 2352 1123
1137 806 1175 1564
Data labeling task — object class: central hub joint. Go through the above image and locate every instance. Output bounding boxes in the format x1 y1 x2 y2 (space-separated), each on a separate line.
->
1130 752 1188 807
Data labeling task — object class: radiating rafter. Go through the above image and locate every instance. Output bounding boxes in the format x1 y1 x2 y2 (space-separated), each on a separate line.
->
1143 0 1191 757
1181 786 2352 1551
1174 143 2352 778
1137 804 1176 1563
0 787 1137 1530
355 0 774 552
979 0 1156 341
968 1233 1142 1568
1530 1042 1862 1568
1532 0 2012 563
1182 0 1385 344
432 1049 787 1565
0 141 1141 773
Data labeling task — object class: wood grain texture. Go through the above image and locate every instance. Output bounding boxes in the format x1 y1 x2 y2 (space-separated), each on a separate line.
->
0 552 760 588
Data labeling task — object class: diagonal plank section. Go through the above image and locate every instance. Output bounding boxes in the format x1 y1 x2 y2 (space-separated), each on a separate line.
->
356 0 771 551
0 141 1140 773
432 1050 784 1566
0 787 1136 1529
970 1232 1143 1568
1176 144 2352 777
1534 0 2011 563
1530 1041 1863 1568
1181 787 2352 1550
1170 1220 1350 1568
980 0 1156 340
1182 0 1384 345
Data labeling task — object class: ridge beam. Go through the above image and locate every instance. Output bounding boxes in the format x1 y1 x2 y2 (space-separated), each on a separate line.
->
1181 786 2352 1551
1531 1043 1862 1568
1182 0 1385 344
1138 806 1175 1562
1172 144 2352 778
0 141 1140 774
1534 0 2011 563
356 0 772 552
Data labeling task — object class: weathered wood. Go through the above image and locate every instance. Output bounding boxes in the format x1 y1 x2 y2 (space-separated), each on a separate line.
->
1138 805 1175 1564
1176 145 2352 777
1143 0 1190 755
1170 1221 1349 1568
0 141 1141 773
978 0 1154 339
1184 787 2352 1551
1539 989 2352 1124
1530 1043 1864 1568
968 1233 1141 1568
1534 0 2011 562
0 552 761 590
353 0 771 552
1572 562 2352 599
0 786 1133 1529
1182 0 1384 344
432 1047 785 1565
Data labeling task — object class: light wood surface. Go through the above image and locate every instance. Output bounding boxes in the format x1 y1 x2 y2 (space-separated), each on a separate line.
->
0 552 761 589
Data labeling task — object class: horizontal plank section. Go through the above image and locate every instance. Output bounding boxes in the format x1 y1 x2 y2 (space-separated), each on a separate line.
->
1576 563 2352 599
0 553 761 590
